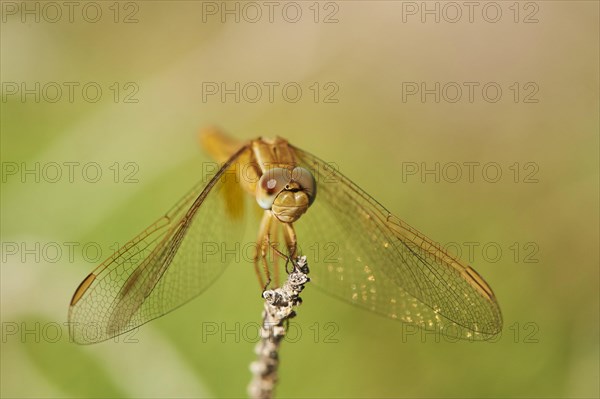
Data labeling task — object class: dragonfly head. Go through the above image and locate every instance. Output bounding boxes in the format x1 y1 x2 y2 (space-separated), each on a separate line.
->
256 167 316 223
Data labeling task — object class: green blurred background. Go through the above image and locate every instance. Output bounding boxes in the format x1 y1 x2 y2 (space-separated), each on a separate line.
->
1 1 598 398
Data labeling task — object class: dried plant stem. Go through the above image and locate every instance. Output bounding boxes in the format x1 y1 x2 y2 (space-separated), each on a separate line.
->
248 256 310 399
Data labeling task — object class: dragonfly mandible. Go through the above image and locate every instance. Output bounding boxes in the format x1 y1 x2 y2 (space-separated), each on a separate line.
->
68 128 502 343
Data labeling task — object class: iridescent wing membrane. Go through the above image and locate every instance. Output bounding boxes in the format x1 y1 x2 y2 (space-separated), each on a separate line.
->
291 146 502 340
68 145 251 344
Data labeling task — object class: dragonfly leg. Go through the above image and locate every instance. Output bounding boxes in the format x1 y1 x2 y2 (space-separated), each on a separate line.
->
271 221 281 288
282 222 297 258
282 223 298 274
254 211 273 290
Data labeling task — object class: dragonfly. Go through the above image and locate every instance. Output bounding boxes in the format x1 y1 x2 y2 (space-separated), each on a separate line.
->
68 128 502 344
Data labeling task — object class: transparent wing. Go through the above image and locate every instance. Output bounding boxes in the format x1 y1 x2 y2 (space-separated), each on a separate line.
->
291 146 502 340
68 145 252 344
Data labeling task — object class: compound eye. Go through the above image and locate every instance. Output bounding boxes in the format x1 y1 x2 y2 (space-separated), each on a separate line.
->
256 168 291 209
291 167 317 206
